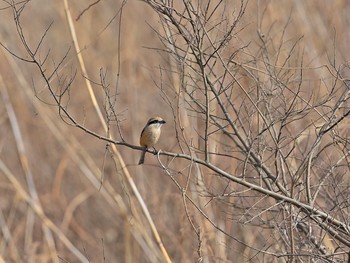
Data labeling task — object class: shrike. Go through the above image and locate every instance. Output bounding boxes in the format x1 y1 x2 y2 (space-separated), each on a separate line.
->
138 117 166 165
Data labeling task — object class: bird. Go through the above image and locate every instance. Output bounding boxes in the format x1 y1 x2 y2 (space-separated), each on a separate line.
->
138 116 166 165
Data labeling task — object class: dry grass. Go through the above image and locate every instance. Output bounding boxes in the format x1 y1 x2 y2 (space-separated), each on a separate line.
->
0 0 349 262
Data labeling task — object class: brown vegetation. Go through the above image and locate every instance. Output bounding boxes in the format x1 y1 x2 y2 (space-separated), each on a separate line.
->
0 0 349 262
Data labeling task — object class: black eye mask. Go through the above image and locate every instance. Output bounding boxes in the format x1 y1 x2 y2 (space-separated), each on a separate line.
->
149 119 166 125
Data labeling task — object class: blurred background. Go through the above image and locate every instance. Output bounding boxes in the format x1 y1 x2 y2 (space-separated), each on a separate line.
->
0 0 349 262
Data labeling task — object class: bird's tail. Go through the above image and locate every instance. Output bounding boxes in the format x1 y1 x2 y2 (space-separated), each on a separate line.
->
138 148 147 165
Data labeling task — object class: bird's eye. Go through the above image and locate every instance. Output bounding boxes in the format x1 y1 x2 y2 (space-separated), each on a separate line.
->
149 120 159 125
